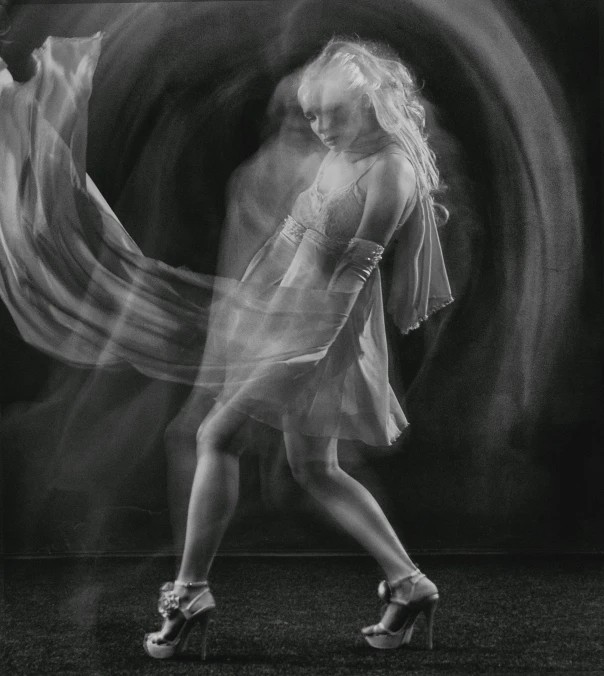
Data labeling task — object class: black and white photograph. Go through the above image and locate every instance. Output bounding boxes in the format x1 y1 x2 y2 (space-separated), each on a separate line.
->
0 1 601 674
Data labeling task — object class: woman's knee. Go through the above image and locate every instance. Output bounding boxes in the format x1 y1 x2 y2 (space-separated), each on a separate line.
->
195 404 246 455
195 410 244 458
284 432 339 489
289 458 339 490
196 423 227 457
165 389 215 453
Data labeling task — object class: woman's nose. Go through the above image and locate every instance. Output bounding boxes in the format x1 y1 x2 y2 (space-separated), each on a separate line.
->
317 119 330 135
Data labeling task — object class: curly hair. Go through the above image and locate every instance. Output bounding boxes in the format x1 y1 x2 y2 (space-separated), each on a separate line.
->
297 37 440 203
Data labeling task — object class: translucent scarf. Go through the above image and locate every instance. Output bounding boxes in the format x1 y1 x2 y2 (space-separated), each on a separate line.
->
0 33 453 435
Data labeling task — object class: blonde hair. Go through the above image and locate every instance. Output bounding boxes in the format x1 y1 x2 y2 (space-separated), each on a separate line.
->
298 37 440 202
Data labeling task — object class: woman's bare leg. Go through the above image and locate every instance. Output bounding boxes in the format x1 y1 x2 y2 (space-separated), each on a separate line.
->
147 401 248 646
164 388 216 550
284 431 417 582
176 401 249 582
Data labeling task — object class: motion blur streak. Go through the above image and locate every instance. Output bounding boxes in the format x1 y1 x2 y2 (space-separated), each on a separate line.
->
1 1 593 554
415 0 583 438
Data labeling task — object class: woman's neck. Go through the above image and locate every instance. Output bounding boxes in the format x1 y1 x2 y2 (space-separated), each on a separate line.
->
341 128 397 161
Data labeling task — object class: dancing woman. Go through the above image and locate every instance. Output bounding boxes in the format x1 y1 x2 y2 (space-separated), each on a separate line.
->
143 38 453 658
0 33 453 657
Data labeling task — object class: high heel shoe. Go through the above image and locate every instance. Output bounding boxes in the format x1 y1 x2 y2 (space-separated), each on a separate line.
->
361 569 439 650
143 580 216 660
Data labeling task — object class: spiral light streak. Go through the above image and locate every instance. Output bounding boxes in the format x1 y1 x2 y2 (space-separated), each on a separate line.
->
1 1 590 550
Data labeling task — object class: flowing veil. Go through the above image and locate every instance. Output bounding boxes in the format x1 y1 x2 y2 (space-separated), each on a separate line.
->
0 33 393 439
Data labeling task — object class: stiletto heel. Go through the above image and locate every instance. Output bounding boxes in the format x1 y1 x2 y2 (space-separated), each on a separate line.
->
400 593 439 648
143 580 216 660
198 610 213 661
424 594 438 649
362 569 439 650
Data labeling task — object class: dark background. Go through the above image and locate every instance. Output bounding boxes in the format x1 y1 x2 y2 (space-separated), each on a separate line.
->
0 0 601 556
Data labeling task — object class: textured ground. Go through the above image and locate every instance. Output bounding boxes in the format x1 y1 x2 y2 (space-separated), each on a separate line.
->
2 554 603 676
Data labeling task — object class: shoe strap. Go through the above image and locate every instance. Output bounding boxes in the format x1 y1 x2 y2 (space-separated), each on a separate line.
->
158 581 213 620
173 581 212 616
180 587 214 619
389 569 425 588
368 621 398 637
380 570 427 606
174 580 209 589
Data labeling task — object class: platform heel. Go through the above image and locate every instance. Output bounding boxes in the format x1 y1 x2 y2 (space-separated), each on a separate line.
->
362 569 439 650
144 580 215 660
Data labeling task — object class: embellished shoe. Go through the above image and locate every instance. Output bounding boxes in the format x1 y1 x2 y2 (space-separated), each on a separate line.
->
143 580 216 660
361 569 439 650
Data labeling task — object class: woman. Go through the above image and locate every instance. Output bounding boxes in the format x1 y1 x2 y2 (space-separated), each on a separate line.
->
0 33 453 657
144 38 453 658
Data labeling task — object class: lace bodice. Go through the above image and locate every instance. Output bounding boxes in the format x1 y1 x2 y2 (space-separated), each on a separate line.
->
290 148 417 243
290 152 370 241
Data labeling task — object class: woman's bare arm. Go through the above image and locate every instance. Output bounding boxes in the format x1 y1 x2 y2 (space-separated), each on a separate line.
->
354 153 416 246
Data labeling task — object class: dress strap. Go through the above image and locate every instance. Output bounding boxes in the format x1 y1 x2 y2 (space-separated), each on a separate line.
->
352 147 413 187
353 156 383 185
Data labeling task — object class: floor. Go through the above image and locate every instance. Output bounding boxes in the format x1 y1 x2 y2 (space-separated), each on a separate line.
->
3 554 603 675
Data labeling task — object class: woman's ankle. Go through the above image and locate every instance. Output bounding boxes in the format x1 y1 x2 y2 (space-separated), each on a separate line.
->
386 565 421 587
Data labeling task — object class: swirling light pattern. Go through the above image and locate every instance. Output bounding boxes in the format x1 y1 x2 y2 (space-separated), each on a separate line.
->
0 0 593 552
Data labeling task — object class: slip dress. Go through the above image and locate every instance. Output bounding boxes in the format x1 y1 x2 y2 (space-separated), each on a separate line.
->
205 148 419 445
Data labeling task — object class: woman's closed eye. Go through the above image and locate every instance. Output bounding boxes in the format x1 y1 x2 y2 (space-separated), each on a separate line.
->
303 105 345 122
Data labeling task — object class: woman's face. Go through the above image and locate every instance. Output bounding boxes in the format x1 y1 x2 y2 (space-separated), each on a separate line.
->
300 72 378 151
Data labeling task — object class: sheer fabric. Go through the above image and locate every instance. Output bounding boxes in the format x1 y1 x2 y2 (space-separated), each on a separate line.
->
0 33 452 446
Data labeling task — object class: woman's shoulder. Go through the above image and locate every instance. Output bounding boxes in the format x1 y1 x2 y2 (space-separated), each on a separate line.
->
374 146 415 177
364 147 416 198
354 145 419 243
